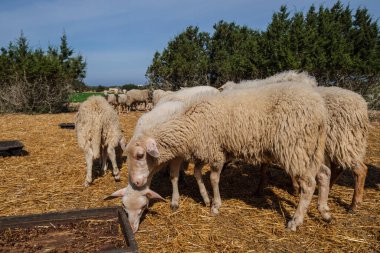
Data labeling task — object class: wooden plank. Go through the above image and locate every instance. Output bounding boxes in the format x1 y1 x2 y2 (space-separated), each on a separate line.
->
0 140 23 151
0 206 138 253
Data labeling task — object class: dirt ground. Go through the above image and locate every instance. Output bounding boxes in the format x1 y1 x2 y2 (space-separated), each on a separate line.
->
0 111 379 253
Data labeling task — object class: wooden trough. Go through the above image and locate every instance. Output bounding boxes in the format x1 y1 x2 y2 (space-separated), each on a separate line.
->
0 206 138 253
58 123 75 129
0 140 25 157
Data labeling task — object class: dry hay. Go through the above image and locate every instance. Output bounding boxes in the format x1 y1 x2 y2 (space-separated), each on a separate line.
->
0 111 379 253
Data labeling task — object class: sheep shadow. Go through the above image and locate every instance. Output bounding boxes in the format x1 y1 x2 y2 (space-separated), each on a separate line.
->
90 147 127 182
148 163 297 224
333 163 380 189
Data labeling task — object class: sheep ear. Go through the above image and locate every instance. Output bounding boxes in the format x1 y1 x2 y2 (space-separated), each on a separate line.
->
104 187 127 200
146 189 166 202
145 138 159 158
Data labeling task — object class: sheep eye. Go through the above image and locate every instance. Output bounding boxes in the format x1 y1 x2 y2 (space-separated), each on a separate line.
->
136 153 144 159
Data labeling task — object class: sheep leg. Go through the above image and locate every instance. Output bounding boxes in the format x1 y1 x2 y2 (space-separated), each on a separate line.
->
101 146 108 174
316 164 332 221
84 149 94 187
210 164 223 216
329 165 343 188
255 164 269 196
193 162 210 206
107 146 120 182
169 158 182 211
350 161 368 211
287 174 316 231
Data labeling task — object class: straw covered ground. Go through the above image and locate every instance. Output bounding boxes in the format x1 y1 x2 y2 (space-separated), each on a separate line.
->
0 111 379 253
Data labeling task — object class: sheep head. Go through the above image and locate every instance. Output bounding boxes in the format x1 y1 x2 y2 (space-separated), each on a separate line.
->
104 184 165 233
126 136 159 187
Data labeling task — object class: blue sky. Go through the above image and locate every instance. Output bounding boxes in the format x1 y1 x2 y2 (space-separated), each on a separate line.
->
0 0 379 86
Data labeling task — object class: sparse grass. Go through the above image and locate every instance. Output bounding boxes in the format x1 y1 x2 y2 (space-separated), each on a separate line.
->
69 92 104 103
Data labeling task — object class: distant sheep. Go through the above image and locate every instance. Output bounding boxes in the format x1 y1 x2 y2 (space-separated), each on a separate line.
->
126 89 150 112
75 96 126 187
106 93 118 110
126 82 330 231
118 94 128 113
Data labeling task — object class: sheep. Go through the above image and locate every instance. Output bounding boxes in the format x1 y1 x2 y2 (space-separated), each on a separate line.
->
105 184 165 233
106 93 118 110
258 86 369 211
224 71 369 211
118 93 128 113
134 86 219 210
157 86 219 105
75 96 126 187
126 89 150 112
152 89 173 106
219 70 317 91
126 82 330 231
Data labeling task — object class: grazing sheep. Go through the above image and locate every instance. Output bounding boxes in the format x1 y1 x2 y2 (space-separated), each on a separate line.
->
127 82 329 231
134 86 219 210
106 93 118 110
118 94 128 113
126 89 150 112
104 184 165 233
152 89 173 106
219 70 317 91
229 71 369 211
75 96 126 187
259 86 368 211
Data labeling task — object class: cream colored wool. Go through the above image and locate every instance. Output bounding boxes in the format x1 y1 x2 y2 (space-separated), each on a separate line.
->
317 86 368 168
157 86 219 105
152 89 173 106
220 70 317 91
134 82 327 179
75 96 125 186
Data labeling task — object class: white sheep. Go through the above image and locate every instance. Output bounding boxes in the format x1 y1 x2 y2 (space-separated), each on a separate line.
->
105 184 165 233
125 82 330 231
75 96 126 187
133 86 219 209
106 93 118 110
225 71 369 211
118 94 128 113
126 89 150 112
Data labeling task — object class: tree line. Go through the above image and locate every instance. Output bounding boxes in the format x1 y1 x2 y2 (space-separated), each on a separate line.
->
146 1 380 108
0 32 86 113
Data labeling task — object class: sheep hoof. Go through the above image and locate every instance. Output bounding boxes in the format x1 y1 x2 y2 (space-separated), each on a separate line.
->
114 175 121 182
84 181 91 187
204 199 211 207
321 212 332 222
170 204 179 211
286 219 298 232
210 206 219 216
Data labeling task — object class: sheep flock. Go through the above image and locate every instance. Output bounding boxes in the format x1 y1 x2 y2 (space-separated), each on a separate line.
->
73 70 372 237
